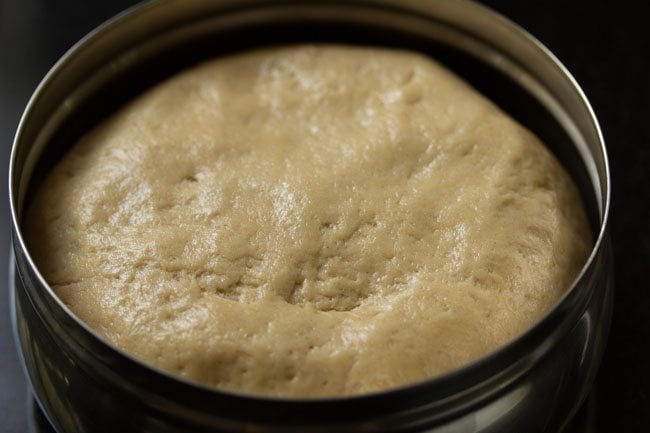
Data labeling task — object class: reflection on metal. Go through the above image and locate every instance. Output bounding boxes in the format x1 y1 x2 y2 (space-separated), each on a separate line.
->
474 384 530 430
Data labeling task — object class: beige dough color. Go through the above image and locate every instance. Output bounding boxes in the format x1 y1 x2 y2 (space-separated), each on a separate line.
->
25 45 592 397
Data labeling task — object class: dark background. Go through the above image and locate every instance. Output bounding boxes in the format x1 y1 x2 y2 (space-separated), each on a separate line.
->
0 1 648 432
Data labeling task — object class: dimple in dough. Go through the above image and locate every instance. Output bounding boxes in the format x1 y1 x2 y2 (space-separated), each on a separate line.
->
25 45 592 397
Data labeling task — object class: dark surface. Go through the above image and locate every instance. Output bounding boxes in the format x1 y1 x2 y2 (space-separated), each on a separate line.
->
0 1 648 432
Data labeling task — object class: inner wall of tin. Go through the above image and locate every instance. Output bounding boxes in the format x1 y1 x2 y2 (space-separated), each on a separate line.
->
17 5 600 237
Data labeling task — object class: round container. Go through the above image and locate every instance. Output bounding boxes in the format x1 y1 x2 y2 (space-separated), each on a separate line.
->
9 1 612 432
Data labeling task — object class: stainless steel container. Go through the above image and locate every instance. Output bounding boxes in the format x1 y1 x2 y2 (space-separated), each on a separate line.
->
9 1 612 432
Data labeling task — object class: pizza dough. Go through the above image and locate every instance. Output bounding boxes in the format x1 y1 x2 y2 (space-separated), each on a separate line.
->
25 45 592 397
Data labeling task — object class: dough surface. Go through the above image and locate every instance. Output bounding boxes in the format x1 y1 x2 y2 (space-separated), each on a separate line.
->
25 45 591 397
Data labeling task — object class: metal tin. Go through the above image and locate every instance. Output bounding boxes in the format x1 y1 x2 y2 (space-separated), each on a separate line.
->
9 1 612 432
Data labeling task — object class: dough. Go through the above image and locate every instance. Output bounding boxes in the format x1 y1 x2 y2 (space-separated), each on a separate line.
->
25 45 592 397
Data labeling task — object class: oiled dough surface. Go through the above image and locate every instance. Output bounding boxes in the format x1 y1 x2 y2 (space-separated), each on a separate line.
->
26 45 591 397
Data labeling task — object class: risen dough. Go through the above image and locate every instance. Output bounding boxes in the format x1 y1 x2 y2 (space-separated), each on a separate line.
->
25 45 591 397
